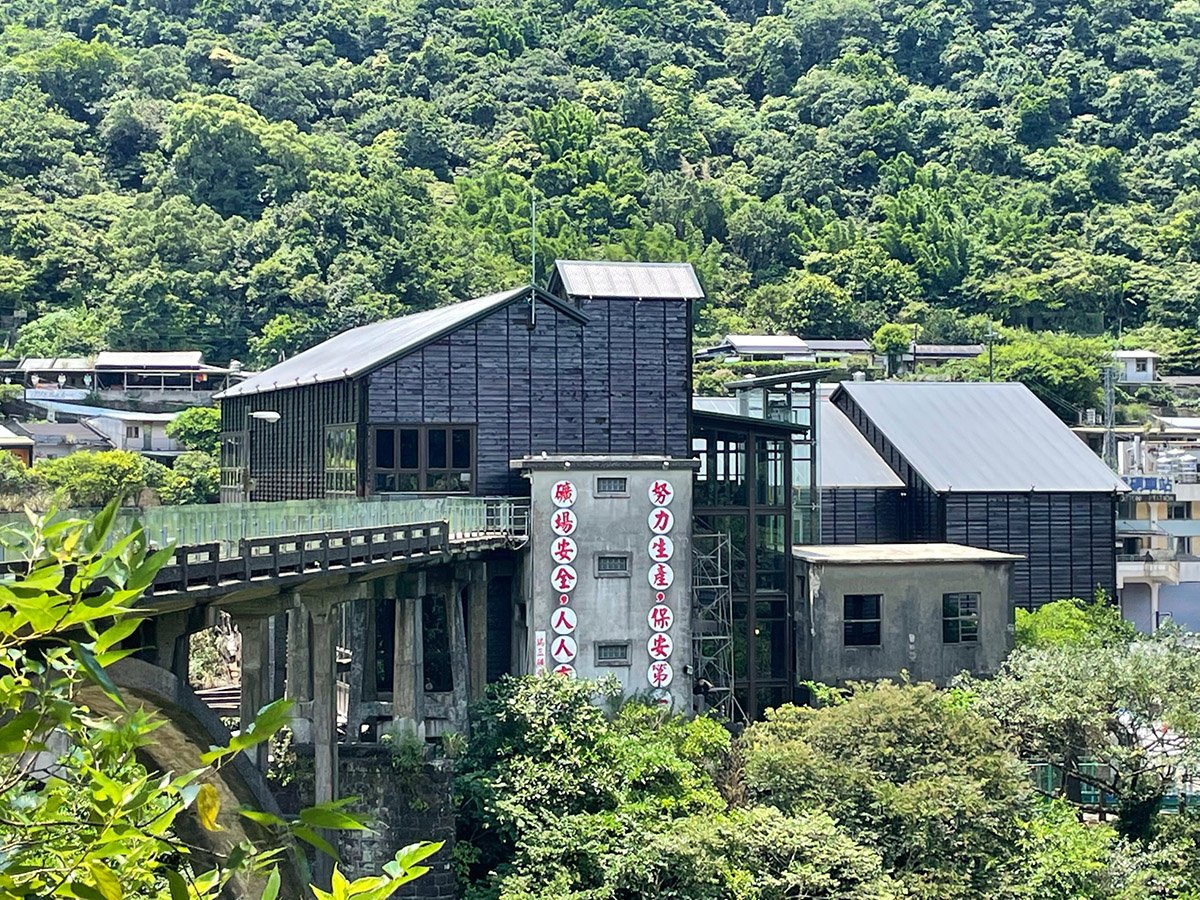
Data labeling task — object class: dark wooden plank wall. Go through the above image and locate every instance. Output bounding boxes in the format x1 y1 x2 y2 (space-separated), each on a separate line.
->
820 488 903 544
576 296 691 460
366 296 692 496
367 299 586 496
944 492 1117 610
221 381 360 501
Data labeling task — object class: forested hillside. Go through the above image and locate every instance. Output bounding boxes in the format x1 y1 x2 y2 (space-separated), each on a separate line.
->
2 0 1199 365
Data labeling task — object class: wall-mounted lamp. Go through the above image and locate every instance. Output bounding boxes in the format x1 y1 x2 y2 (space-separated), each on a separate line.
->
249 411 281 424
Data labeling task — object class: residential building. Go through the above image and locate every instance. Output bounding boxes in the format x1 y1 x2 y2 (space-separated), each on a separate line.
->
696 334 811 361
1113 349 1159 384
7 420 112 460
27 401 182 459
9 351 233 404
0 424 34 465
794 543 1018 686
801 338 873 364
830 381 1126 608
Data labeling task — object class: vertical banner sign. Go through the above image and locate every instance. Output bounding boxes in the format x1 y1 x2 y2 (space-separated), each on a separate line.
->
646 478 675 700
534 630 548 675
549 479 578 678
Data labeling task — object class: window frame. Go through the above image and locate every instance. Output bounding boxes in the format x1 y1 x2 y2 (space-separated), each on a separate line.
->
324 422 359 497
595 641 631 667
595 553 631 578
942 592 980 644
595 476 629 497
843 594 882 647
368 423 476 494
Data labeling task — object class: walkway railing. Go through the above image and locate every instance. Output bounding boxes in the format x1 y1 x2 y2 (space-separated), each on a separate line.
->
0 496 530 561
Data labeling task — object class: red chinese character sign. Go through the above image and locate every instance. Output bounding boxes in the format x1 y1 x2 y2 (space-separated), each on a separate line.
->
551 564 577 592
551 635 578 664
552 536 577 563
647 632 674 660
648 661 674 688
551 606 577 635
551 508 578 536
648 479 674 507
647 562 674 590
553 664 576 678
534 631 547 674
552 480 577 508
648 535 674 562
648 604 674 632
647 507 674 535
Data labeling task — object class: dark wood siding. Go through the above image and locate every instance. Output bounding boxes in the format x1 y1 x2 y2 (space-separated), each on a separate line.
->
366 299 586 496
820 488 903 544
221 380 360 501
944 492 1117 610
576 296 691 459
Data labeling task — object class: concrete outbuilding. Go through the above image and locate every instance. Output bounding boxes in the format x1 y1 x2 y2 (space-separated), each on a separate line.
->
793 543 1021 687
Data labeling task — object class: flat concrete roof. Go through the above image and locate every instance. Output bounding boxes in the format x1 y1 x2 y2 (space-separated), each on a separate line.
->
793 543 1023 564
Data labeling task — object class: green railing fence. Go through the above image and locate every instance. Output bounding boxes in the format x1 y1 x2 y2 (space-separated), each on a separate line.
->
0 495 530 561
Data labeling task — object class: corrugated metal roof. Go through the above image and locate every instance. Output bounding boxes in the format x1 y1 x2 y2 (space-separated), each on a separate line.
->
28 400 179 422
20 357 94 372
692 396 739 415
912 344 984 357
819 400 904 489
724 334 810 354
1113 349 1160 359
804 339 872 353
833 381 1128 493
553 260 704 300
95 351 207 369
794 543 1023 564
217 287 550 400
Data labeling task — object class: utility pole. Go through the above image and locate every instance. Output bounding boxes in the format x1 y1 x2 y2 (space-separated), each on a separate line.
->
984 325 998 381
528 186 537 328
1102 363 1117 470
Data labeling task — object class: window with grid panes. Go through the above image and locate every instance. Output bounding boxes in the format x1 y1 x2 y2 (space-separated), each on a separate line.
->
942 592 979 643
844 594 881 646
370 425 474 493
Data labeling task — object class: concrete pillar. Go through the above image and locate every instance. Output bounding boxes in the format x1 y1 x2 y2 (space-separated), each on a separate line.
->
467 562 488 701
152 610 190 679
392 573 425 730
304 592 339 820
344 598 369 742
234 615 271 771
285 597 312 743
447 577 470 732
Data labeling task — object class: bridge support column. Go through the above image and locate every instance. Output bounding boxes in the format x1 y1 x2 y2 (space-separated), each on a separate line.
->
448 566 471 731
232 613 272 771
285 595 312 743
392 573 425 731
304 592 340 888
467 561 488 702
343 596 370 742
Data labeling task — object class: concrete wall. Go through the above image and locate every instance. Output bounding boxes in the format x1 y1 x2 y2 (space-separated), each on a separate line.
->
1122 579 1200 632
521 458 696 711
284 749 457 899
798 559 1014 686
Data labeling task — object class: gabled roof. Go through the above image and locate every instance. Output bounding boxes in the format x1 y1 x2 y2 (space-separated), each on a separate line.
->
95 351 217 371
1113 349 1160 359
719 335 810 355
216 286 586 400
551 260 704 300
819 400 904 489
832 381 1128 493
19 357 93 372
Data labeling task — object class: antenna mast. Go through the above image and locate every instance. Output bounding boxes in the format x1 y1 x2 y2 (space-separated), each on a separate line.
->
529 186 537 328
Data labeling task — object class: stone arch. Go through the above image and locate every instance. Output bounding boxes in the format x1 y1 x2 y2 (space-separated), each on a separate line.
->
81 658 307 897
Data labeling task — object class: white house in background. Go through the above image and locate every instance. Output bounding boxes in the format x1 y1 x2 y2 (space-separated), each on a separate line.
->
26 401 182 460
9 351 234 402
801 338 875 364
695 334 812 361
1114 349 1159 384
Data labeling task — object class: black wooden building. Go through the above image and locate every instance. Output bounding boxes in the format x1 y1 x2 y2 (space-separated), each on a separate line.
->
829 381 1126 609
216 261 701 501
819 393 905 544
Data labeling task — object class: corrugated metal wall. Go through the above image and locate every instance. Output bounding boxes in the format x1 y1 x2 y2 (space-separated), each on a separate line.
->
820 488 904 544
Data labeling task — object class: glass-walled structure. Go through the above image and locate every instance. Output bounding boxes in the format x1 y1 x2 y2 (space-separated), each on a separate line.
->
728 372 823 545
692 407 810 720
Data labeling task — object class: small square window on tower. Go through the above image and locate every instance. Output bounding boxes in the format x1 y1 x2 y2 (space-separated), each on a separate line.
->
596 554 631 577
595 642 631 666
595 476 628 496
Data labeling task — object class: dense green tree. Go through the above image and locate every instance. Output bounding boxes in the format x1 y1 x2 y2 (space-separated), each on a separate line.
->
165 405 220 454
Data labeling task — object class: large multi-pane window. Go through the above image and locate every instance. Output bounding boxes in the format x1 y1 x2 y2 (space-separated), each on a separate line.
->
370 425 474 493
942 592 979 643
324 424 357 496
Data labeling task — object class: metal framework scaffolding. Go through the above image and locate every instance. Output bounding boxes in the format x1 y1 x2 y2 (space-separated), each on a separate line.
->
691 530 741 722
